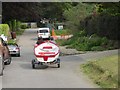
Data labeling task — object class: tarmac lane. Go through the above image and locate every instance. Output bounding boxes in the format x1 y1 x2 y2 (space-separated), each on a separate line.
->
0 76 2 89
2 28 117 88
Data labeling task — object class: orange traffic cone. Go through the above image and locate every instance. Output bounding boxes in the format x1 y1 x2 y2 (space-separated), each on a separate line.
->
51 28 57 40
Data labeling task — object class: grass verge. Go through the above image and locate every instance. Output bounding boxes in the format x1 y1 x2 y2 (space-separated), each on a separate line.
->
80 55 119 88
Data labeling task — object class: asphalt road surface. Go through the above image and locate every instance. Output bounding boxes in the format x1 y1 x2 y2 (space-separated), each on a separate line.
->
2 28 118 88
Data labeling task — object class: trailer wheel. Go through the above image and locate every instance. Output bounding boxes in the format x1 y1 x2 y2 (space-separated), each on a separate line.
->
57 63 60 68
57 58 60 68
32 63 35 69
32 59 35 69
39 62 43 65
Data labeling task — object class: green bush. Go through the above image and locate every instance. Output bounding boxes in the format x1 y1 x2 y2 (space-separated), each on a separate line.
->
91 46 105 51
66 45 75 49
91 37 102 46
7 39 16 45
21 24 27 29
76 35 110 51
101 37 108 46
0 24 11 37
78 30 87 36
16 21 21 30
61 39 72 46
57 31 116 51
55 29 69 35
8 20 21 31
76 43 90 51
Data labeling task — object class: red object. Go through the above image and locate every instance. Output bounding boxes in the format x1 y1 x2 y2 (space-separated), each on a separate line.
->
34 41 59 61
43 56 48 61
35 53 59 61
35 52 59 57
39 52 55 54
43 46 52 49
16 47 20 50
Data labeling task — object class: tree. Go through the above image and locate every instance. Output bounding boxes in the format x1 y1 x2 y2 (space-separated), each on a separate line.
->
63 3 95 34
95 2 120 16
2 2 74 23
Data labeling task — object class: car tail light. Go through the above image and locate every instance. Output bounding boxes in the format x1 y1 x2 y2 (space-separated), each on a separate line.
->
16 47 20 50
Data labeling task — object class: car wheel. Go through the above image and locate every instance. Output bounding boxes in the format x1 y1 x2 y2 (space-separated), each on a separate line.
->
0 55 4 76
4 55 11 65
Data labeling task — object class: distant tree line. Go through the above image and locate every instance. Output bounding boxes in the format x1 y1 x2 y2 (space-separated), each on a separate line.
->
2 2 77 23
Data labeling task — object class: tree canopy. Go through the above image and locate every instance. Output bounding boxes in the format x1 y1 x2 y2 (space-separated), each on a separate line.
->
2 2 77 23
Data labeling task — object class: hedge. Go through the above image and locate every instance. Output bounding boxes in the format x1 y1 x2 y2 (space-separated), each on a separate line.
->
0 24 11 38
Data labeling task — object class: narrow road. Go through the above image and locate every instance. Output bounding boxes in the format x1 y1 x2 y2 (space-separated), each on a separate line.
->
2 28 118 88
0 76 1 89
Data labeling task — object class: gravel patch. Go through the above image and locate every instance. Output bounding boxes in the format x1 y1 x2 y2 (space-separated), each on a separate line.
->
59 46 86 56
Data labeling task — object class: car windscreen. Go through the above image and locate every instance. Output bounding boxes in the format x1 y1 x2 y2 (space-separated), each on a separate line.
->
39 30 48 33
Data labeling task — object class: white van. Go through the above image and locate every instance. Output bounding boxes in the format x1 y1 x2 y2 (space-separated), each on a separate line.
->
37 28 50 38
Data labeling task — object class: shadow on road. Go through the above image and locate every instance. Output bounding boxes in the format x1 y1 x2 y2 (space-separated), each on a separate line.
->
20 63 49 70
20 63 33 70
30 38 38 41
20 63 60 70
34 65 48 69
11 55 20 57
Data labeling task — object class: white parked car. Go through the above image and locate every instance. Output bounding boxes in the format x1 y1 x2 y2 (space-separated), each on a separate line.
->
8 44 20 57
37 28 50 38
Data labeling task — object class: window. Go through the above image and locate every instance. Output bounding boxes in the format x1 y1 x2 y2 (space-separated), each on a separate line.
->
39 30 48 33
